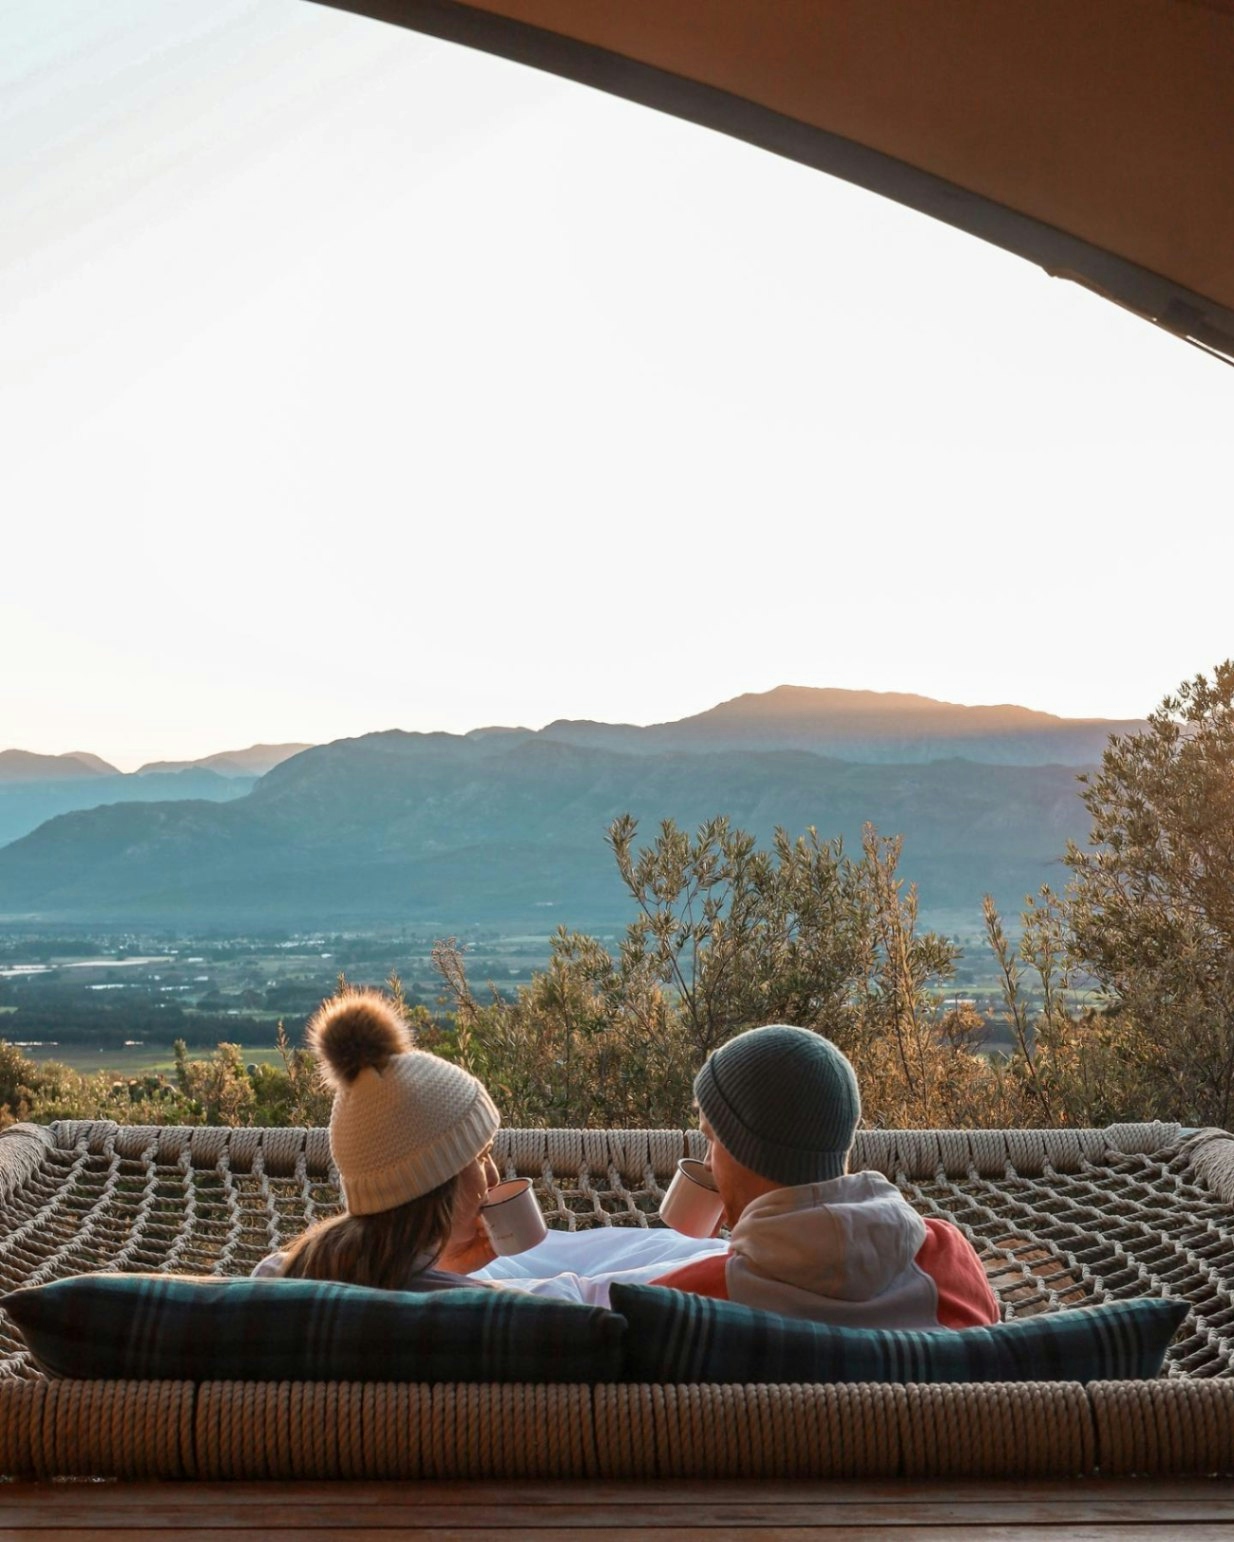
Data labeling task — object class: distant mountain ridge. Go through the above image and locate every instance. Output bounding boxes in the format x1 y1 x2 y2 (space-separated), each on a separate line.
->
0 769 258 850
519 686 1142 765
136 744 313 777
0 689 1142 927
0 750 120 782
0 731 1098 929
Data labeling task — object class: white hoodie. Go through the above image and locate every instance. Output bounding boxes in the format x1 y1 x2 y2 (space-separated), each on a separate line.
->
652 1171 998 1330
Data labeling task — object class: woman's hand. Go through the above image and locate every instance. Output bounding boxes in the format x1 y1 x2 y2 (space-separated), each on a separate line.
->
438 1147 499 1276
439 1142 502 1275
438 1217 497 1275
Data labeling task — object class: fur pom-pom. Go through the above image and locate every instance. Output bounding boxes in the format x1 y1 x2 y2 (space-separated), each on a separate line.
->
308 989 414 1088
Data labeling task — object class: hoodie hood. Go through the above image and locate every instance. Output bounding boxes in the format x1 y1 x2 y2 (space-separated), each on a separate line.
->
722 1170 945 1328
730 1171 926 1299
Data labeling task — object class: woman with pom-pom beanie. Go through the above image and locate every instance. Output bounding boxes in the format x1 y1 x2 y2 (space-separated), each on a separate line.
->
252 986 723 1299
253 988 503 1291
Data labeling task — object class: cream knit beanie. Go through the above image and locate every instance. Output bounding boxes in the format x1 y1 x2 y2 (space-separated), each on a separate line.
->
309 989 500 1216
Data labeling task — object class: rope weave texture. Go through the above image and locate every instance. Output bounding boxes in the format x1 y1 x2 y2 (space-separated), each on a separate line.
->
0 1119 1231 1479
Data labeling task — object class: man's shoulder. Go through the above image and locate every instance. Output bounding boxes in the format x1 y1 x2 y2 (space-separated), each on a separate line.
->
649 1250 731 1299
916 1216 1000 1326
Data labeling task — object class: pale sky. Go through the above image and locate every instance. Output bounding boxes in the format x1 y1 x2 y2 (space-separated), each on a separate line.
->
4 0 1232 771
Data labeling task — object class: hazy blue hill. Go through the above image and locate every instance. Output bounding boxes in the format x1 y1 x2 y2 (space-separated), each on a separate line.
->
136 742 313 777
0 730 1090 927
59 751 121 776
0 749 119 782
0 768 256 849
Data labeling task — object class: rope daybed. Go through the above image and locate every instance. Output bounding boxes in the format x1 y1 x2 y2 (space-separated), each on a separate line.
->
0 1118 1232 1481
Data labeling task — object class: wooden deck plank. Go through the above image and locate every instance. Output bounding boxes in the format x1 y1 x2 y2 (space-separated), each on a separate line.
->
7 1481 1233 1505
6 1527 1234 1542
4 1498 1234 1527
4 1481 1234 1539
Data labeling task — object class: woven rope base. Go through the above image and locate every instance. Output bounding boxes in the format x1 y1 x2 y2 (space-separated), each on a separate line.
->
4 1378 1234 1481
1 1119 1232 1480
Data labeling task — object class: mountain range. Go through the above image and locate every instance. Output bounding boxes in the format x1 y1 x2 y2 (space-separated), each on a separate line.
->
0 689 1137 929
0 743 309 784
0 744 310 849
0 750 121 781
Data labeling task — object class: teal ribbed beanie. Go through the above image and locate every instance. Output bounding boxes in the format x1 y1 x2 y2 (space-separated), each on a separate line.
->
694 1024 860 1185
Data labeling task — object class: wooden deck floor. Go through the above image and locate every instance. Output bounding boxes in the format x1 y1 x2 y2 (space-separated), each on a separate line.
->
2 1479 1234 1540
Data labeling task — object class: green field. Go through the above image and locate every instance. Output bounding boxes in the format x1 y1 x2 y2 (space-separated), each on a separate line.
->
27 1043 289 1078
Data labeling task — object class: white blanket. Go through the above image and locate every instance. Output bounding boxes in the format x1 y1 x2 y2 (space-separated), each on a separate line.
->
475 1227 728 1306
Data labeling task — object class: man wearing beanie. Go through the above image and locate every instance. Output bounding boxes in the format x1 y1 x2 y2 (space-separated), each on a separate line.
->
652 1026 998 1329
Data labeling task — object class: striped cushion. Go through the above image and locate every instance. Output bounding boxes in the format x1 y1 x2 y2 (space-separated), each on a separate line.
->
611 1283 1186 1385
4 1274 626 1383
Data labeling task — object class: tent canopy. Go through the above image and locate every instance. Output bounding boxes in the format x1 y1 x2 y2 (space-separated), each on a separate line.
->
311 0 1234 364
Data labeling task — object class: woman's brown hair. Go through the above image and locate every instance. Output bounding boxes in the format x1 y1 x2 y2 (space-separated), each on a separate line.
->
279 1173 460 1291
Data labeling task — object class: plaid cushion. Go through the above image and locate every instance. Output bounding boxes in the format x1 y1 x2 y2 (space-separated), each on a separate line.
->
3 1275 625 1383
611 1283 1186 1385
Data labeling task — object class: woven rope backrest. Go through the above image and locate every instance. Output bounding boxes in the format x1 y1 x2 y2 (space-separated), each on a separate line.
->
0 1120 1231 1383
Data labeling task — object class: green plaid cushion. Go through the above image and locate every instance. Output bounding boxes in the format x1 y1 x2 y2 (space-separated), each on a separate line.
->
4 1275 626 1383
611 1283 1186 1385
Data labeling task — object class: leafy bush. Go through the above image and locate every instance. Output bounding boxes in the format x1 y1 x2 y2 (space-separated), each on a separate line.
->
0 1038 198 1128
434 816 1004 1129
1063 662 1234 1127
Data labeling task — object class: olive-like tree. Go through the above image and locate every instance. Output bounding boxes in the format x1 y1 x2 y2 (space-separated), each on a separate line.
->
1065 662 1234 1127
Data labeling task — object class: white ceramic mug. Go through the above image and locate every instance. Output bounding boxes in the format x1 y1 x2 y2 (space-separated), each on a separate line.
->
480 1177 549 1256
658 1157 725 1238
